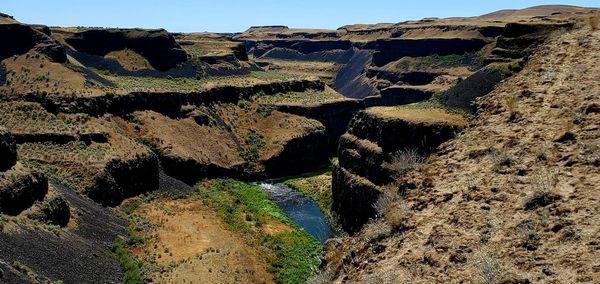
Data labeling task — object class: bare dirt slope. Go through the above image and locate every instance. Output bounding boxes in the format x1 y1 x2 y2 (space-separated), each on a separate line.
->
324 24 600 283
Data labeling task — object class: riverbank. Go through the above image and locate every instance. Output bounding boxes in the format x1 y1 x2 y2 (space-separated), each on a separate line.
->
116 176 322 283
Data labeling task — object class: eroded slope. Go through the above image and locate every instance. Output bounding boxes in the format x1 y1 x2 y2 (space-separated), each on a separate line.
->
323 23 600 283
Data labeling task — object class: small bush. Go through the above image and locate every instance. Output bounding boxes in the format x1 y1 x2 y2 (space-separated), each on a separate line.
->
240 129 266 162
385 149 425 177
475 250 501 284
504 93 518 120
524 169 560 210
385 201 412 233
588 15 599 31
490 150 512 167
373 192 395 218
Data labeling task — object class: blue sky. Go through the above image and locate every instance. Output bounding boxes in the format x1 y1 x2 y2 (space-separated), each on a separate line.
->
3 1 598 32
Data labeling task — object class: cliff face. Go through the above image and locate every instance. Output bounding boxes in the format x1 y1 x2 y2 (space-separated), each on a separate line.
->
87 153 159 207
0 23 66 62
365 38 489 67
66 29 188 71
332 109 465 232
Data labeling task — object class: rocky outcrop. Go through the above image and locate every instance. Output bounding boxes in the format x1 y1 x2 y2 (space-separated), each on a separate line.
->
332 109 464 232
0 169 48 216
159 153 244 185
332 164 382 232
0 23 66 62
262 125 329 177
160 122 329 184
0 181 126 283
86 153 159 206
367 86 435 106
274 99 364 153
486 22 574 63
24 189 71 227
0 128 17 171
66 28 188 71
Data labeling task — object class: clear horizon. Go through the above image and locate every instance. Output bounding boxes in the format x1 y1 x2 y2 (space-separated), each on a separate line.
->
3 1 599 33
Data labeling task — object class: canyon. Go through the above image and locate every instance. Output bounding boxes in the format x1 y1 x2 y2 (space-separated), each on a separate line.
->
0 4 598 284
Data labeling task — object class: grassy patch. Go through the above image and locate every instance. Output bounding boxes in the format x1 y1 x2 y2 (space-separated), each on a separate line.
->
93 70 298 93
198 179 321 283
240 129 267 163
0 102 92 135
394 52 481 71
113 239 144 284
248 70 295 81
254 88 345 105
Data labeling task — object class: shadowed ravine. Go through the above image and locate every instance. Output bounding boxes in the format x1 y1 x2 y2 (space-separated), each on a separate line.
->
257 182 332 243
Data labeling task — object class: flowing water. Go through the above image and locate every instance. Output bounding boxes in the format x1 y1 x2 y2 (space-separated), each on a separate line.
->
257 183 332 243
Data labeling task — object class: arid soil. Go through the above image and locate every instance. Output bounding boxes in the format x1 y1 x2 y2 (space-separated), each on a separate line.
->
323 23 600 284
134 198 275 284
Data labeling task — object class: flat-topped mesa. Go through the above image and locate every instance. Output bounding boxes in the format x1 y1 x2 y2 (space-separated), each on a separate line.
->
0 23 66 62
333 107 466 232
66 28 189 71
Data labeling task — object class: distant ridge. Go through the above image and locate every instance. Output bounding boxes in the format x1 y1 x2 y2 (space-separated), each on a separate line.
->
480 4 593 19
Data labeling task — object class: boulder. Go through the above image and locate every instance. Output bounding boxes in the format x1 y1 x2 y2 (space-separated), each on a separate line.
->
86 153 159 207
0 169 48 215
24 189 71 227
0 128 17 171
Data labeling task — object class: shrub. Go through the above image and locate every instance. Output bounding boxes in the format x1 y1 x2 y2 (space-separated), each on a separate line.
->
524 169 559 210
385 200 412 233
373 192 395 218
490 150 512 167
475 250 501 284
240 129 266 162
588 15 599 31
504 93 518 120
385 149 425 177
113 239 143 284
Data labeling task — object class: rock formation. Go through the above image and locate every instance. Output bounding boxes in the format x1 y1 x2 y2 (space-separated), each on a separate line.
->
66 28 188 71
332 108 465 232
0 23 66 62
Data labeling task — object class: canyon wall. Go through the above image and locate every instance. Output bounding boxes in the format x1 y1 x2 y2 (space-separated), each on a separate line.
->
332 109 465 232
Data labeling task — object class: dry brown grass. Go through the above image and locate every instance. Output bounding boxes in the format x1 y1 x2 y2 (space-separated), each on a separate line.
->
131 198 275 283
105 49 153 71
368 106 467 126
384 149 425 178
588 15 599 31
0 101 94 135
254 86 346 106
503 93 518 119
